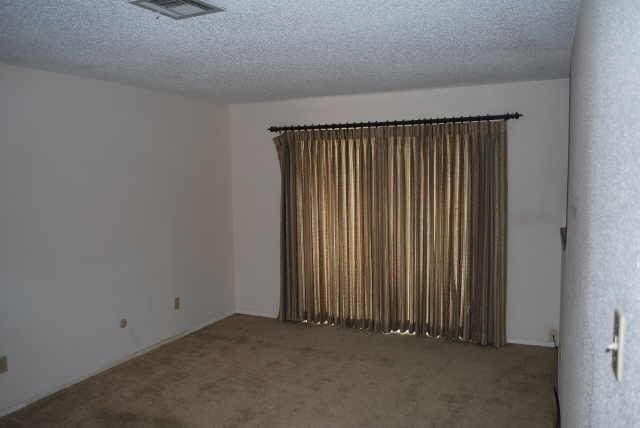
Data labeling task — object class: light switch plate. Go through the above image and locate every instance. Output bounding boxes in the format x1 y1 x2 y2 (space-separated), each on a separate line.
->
607 310 625 382
0 355 7 373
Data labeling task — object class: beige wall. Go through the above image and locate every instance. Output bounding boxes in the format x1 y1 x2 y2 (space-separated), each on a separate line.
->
0 63 234 414
229 79 569 346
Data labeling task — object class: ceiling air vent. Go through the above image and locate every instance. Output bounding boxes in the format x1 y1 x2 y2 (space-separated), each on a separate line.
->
130 0 223 20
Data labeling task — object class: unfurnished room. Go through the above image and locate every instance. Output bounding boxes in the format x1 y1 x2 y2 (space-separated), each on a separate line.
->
1 1 639 427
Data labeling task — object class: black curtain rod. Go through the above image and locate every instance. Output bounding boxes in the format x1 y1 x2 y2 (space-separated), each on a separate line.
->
268 112 521 133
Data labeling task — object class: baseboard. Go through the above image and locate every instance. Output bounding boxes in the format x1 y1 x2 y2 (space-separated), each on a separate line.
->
234 309 277 319
507 338 555 348
0 310 235 418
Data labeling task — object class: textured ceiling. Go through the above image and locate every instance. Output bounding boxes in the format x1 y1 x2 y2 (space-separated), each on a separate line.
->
0 0 580 102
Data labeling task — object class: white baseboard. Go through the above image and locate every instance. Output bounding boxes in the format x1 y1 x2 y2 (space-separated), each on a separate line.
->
234 309 277 319
507 338 555 348
0 311 234 418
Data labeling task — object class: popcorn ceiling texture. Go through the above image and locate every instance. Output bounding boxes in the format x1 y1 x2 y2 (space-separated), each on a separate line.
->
0 0 579 102
559 0 640 426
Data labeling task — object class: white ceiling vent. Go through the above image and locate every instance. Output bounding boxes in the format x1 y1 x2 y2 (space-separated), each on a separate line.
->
130 0 223 20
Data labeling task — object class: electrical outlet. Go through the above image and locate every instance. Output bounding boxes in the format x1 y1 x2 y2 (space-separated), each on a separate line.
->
120 318 128 328
174 297 180 310
0 356 7 373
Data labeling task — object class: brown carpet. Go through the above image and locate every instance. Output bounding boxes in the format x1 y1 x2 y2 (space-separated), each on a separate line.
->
0 314 555 427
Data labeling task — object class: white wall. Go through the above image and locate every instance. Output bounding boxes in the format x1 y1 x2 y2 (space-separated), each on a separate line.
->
0 63 234 415
0 65 569 415
559 1 640 425
229 79 569 346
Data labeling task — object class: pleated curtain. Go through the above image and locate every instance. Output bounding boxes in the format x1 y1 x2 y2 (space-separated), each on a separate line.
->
274 121 506 346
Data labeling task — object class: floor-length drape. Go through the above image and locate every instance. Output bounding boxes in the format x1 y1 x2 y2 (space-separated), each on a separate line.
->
274 121 506 346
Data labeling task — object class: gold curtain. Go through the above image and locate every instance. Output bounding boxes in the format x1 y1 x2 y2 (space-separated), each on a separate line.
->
274 121 506 347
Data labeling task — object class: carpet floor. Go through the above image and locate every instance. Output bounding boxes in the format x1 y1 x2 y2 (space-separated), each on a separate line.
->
0 314 556 427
